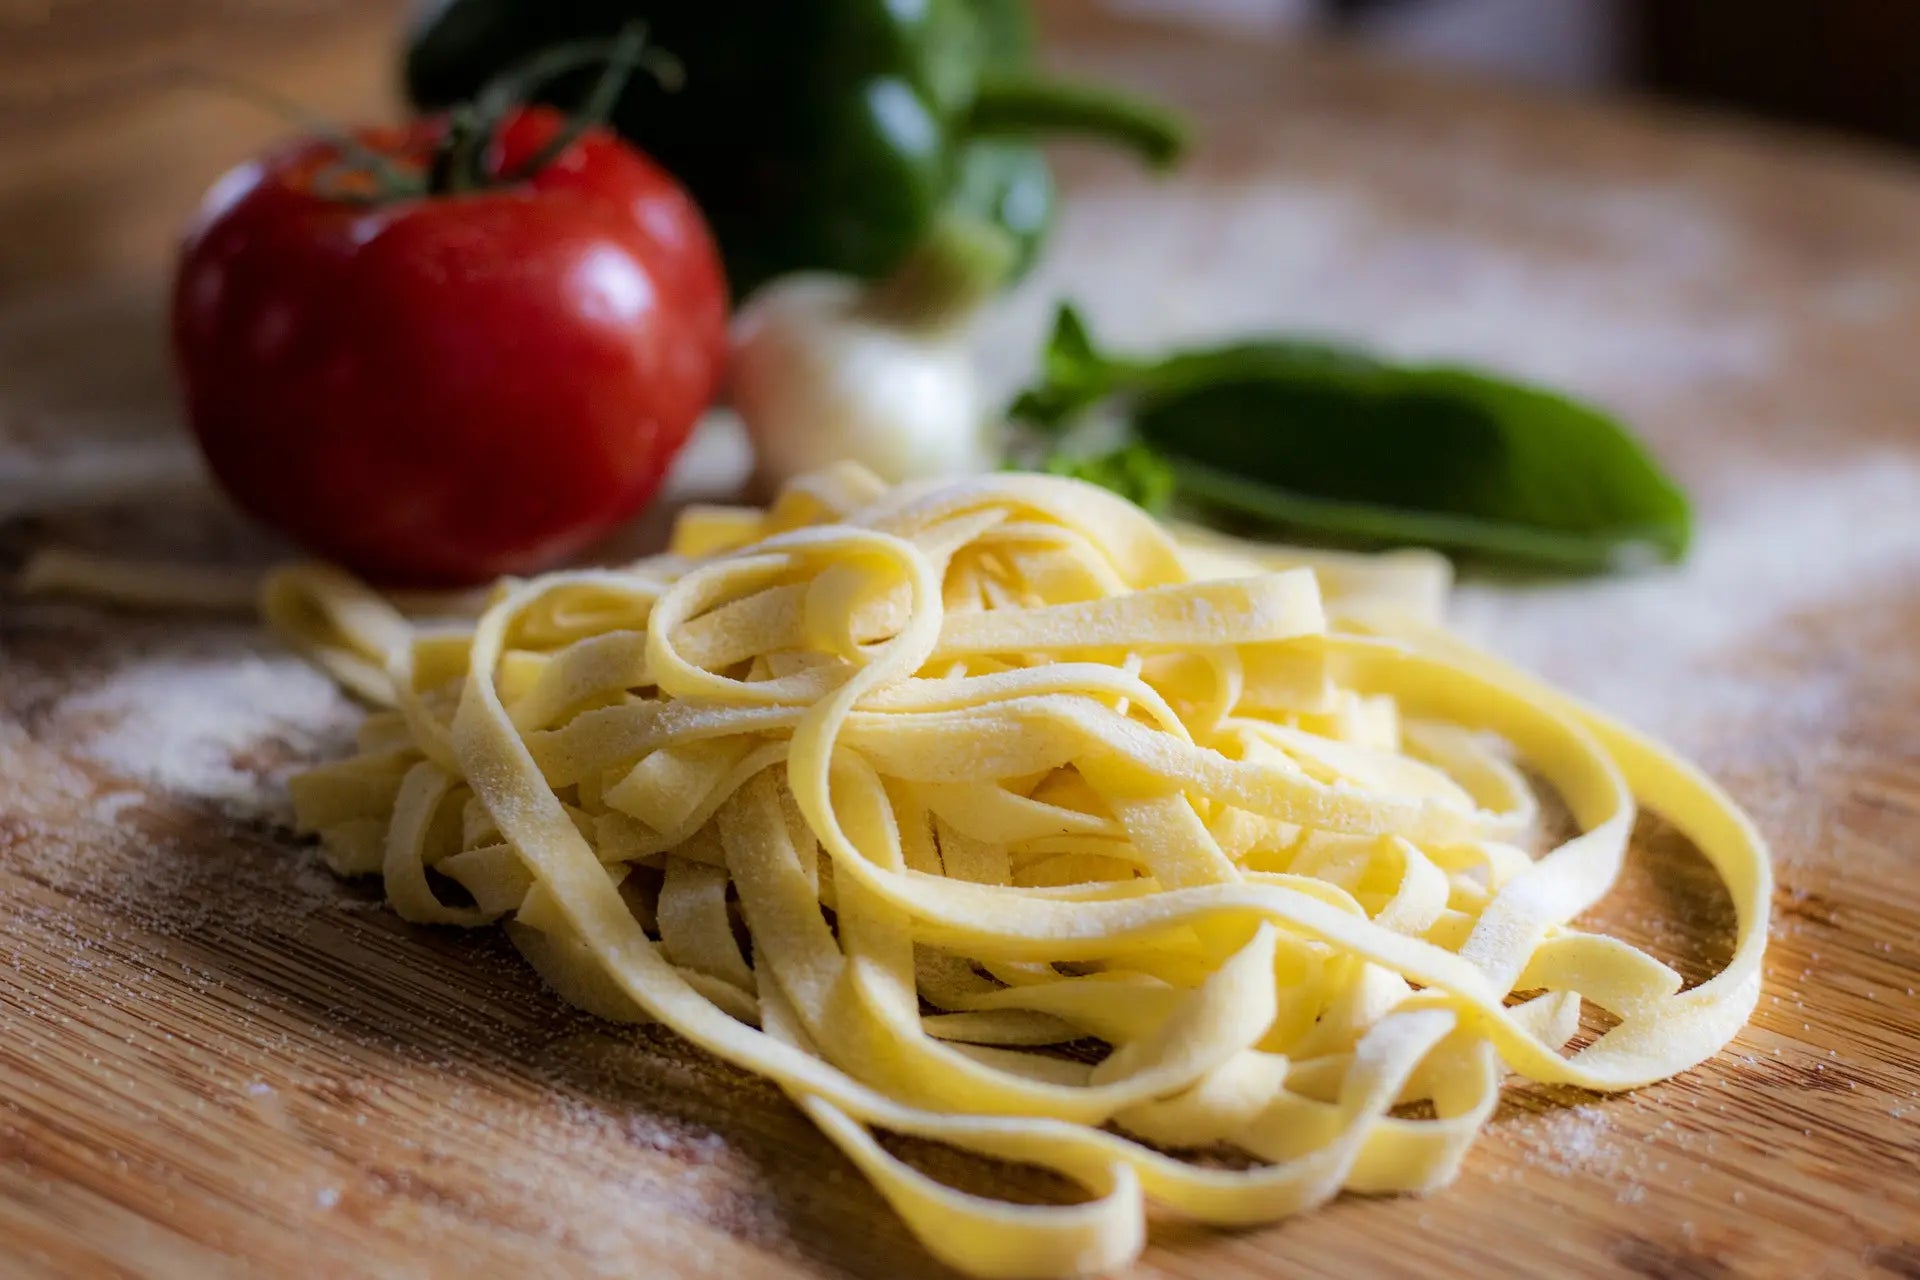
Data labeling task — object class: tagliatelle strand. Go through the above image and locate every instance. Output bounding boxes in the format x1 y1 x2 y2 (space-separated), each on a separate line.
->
263 467 1768 1280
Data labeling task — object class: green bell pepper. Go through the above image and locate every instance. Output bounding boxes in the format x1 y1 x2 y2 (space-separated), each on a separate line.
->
404 0 1187 298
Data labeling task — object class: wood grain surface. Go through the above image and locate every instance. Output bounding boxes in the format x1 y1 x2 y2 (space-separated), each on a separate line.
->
3 4 1919 1278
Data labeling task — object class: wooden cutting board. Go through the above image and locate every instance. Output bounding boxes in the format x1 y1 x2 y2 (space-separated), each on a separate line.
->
3 5 1918 1277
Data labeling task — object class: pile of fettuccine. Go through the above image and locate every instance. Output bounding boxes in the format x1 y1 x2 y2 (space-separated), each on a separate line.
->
272 465 1768 1279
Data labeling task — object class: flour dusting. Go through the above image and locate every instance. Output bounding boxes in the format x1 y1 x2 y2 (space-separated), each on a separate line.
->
1516 1105 1618 1176
56 649 356 823
1496 1102 1636 1195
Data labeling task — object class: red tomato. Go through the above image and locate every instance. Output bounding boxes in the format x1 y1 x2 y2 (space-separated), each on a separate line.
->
173 107 729 586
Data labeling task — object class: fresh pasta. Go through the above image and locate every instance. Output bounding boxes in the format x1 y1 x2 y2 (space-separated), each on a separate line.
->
270 464 1769 1279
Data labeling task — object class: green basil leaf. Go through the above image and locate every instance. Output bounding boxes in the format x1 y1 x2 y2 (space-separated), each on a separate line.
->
1126 337 1382 394
1008 304 1692 572
1137 366 1690 569
1042 443 1175 513
1007 304 1111 429
1009 304 1378 431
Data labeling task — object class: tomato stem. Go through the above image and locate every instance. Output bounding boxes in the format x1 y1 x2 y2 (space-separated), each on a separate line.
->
500 24 672 183
419 21 679 197
226 22 685 206
430 106 486 195
189 26 679 207
187 70 426 203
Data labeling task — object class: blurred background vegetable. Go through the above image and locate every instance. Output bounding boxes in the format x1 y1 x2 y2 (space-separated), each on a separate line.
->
405 0 1189 301
7 0 1907 581
732 218 1015 490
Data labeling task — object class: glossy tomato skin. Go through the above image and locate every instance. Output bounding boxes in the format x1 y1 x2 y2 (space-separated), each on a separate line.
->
173 108 728 586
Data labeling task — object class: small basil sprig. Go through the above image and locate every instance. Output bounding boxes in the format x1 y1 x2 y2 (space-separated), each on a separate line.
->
1041 442 1175 513
1011 305 1691 573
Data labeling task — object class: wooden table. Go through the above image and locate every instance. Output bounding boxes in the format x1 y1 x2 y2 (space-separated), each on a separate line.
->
4 4 1919 1277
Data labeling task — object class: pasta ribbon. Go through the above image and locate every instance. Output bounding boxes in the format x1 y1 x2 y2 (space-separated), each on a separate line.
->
272 467 1769 1279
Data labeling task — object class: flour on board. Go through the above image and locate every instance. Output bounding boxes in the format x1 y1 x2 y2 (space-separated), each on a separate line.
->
55 646 357 823
1510 1104 1619 1179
